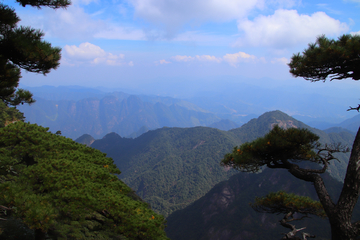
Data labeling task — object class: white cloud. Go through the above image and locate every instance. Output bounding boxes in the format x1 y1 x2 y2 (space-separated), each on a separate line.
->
236 9 349 48
172 55 195 62
159 60 170 64
170 52 259 67
223 52 256 67
195 55 222 63
154 59 171 65
351 30 360 36
63 42 127 66
171 55 222 63
40 5 105 40
271 57 289 65
127 0 263 37
18 3 145 41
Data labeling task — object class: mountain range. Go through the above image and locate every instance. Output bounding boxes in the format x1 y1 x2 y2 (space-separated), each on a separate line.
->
18 85 360 141
76 110 355 222
18 94 221 139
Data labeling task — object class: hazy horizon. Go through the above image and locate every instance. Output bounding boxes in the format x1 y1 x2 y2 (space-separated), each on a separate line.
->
9 0 360 124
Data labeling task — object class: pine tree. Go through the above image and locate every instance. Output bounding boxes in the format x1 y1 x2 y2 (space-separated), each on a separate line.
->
221 125 359 239
0 0 70 106
251 191 325 239
289 34 360 81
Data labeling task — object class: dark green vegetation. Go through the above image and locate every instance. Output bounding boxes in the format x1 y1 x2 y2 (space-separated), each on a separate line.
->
0 100 24 127
84 110 353 219
89 127 239 217
0 0 68 106
222 125 342 173
166 168 358 240
0 122 168 239
19 94 221 139
251 191 325 218
251 191 325 239
289 34 360 81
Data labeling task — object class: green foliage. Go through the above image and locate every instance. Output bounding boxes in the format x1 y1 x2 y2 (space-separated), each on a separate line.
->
0 122 168 239
0 1 69 106
222 125 321 172
251 191 326 218
289 34 360 81
92 127 240 217
0 99 24 127
15 0 70 9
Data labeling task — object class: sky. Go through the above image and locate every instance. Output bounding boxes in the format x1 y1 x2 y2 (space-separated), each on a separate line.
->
6 0 360 99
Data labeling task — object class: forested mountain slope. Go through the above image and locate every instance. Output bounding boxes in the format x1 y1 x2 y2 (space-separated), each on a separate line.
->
90 127 240 217
166 168 358 240
83 110 354 217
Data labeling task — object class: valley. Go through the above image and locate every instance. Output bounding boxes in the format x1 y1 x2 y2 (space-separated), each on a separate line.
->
13 85 360 239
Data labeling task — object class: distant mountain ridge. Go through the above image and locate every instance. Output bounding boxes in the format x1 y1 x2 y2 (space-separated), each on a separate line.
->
78 110 354 217
19 94 221 139
19 85 359 138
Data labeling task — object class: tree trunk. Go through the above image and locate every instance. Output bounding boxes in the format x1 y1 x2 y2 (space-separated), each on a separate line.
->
329 219 358 240
328 126 360 240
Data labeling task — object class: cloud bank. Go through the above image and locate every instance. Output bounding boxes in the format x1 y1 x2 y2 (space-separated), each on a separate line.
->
236 9 348 48
63 42 130 66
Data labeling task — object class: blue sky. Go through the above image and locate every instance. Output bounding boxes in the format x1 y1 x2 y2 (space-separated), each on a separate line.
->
7 0 360 98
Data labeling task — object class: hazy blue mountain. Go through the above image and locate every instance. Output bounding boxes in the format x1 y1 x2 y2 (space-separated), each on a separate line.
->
166 168 358 240
88 110 353 217
207 119 240 131
20 84 359 131
20 85 111 101
74 134 95 146
18 95 221 140
186 80 357 125
337 114 360 133
323 127 356 135
126 125 150 138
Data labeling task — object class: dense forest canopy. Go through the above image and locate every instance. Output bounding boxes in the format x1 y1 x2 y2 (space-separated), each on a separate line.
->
0 121 169 239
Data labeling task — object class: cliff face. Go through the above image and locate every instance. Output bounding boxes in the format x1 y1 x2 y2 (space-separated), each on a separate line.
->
166 168 349 240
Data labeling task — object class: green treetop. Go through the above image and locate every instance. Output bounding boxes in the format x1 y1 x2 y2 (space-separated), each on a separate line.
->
221 125 353 239
0 122 169 240
289 34 360 82
0 0 70 106
251 191 325 239
221 126 340 173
